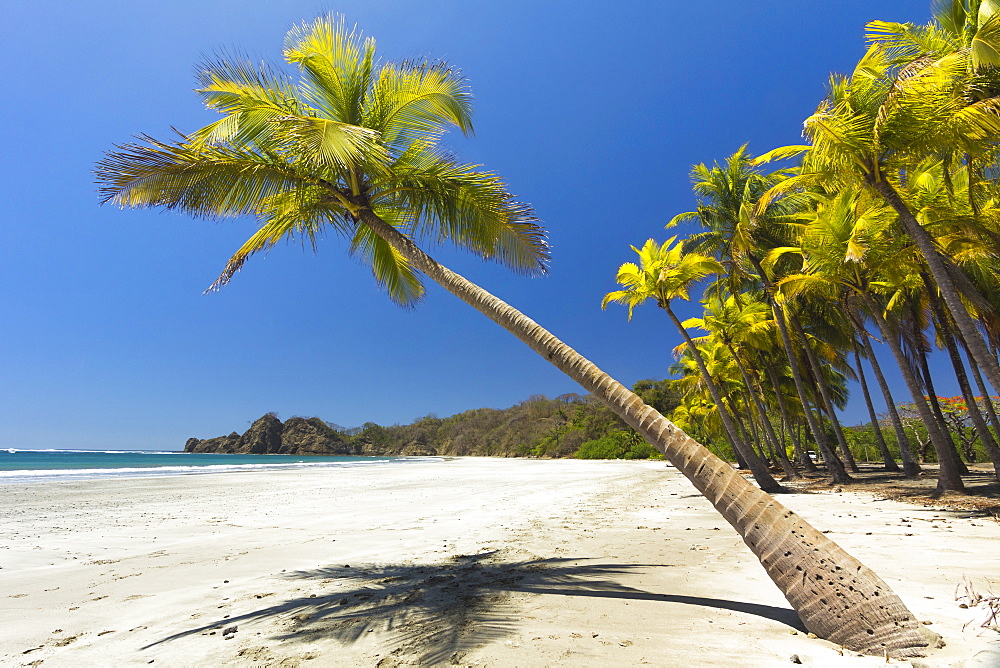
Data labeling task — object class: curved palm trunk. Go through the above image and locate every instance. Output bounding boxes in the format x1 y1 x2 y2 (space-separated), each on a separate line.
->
944 330 1000 481
956 327 1000 439
869 177 1000 398
924 282 1000 481
726 344 799 479
956 336 1000 448
790 317 859 473
854 318 922 476
749 257 850 483
661 303 780 492
853 344 901 472
358 207 928 657
915 344 970 476
764 365 818 473
861 293 965 492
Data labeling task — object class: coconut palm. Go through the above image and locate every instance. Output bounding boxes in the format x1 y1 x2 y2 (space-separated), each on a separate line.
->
868 0 1000 72
95 15 928 655
685 295 799 477
675 151 851 482
602 238 780 489
769 187 966 491
756 42 1000 399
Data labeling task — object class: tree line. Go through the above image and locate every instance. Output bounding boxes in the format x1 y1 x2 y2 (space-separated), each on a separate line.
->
339 381 676 459
604 2 1000 494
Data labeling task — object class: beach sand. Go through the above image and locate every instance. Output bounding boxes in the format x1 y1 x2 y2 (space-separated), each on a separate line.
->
1 458 998 667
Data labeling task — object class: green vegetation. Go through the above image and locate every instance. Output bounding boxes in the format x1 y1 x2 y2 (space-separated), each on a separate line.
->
604 1 1000 494
574 431 662 460
340 384 672 459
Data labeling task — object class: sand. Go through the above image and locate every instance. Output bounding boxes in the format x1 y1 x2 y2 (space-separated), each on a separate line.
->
1 458 998 667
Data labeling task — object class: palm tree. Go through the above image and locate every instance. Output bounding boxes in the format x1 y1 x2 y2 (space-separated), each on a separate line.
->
685 295 799 478
770 187 966 491
95 15 928 655
757 42 1000 399
676 151 851 482
602 238 780 490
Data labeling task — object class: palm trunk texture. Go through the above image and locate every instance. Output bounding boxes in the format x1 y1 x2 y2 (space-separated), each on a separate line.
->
359 207 929 658
856 323 922 476
750 257 850 483
861 294 965 492
790 316 860 474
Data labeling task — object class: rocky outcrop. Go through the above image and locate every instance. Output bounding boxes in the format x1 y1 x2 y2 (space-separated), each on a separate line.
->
279 417 352 455
185 431 242 454
185 414 351 455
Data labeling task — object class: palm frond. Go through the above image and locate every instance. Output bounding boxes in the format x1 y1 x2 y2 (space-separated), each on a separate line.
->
374 154 548 275
284 15 377 125
350 215 425 306
96 133 323 218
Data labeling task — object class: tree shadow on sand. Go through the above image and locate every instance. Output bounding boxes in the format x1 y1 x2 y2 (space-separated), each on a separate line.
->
144 551 803 664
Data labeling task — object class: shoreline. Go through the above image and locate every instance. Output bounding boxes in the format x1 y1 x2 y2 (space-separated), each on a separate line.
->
1 459 997 666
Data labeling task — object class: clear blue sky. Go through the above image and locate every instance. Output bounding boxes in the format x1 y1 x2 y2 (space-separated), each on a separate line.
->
2 1 940 450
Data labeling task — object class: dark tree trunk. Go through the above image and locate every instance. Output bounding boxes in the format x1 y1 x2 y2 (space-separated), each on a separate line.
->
927 288 1000 481
753 259 849 483
861 293 965 492
726 341 799 479
853 343 900 472
791 317 860 473
915 342 970 476
661 303 781 492
869 176 1000 403
954 322 1000 444
855 319 922 476
765 365 817 472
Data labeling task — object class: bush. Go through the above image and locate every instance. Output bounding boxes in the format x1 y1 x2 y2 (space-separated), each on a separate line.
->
574 431 662 460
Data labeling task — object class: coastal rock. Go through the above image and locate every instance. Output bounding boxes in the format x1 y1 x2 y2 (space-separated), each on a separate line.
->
184 414 352 455
185 432 242 454
280 417 351 455
240 414 283 454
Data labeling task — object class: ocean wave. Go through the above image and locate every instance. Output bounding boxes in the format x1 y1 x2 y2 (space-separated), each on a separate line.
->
1 449 184 455
0 456 438 483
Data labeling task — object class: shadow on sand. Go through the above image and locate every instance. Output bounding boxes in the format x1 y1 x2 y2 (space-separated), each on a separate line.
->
144 551 803 664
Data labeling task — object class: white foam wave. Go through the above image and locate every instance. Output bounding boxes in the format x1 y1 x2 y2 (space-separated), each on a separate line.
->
0 456 435 484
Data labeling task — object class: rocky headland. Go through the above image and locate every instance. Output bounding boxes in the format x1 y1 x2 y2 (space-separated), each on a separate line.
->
185 414 356 456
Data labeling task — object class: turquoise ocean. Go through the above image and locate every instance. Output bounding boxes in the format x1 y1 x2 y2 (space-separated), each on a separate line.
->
0 449 422 484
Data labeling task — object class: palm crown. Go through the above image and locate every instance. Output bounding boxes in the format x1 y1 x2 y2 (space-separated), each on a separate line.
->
96 15 548 305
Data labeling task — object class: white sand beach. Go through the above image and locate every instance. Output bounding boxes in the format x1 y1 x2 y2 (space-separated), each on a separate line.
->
1 458 998 667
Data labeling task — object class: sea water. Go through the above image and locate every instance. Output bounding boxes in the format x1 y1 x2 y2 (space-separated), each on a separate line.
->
0 449 425 484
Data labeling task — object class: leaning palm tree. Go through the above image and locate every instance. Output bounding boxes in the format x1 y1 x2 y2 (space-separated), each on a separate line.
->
95 15 928 656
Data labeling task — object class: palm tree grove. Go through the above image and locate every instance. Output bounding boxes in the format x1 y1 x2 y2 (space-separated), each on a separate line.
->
94 2 1000 661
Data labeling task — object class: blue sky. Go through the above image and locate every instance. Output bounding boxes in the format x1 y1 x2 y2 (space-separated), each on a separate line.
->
2 1 939 450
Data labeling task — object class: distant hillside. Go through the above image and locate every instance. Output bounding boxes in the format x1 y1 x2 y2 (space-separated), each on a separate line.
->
184 381 678 459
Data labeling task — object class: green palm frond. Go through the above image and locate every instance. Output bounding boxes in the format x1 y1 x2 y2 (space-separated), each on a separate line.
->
376 154 547 275
269 115 388 174
97 13 548 299
603 238 722 320
208 189 351 291
284 15 377 125
367 61 474 150
972 10 1000 66
350 213 425 305
96 134 321 217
